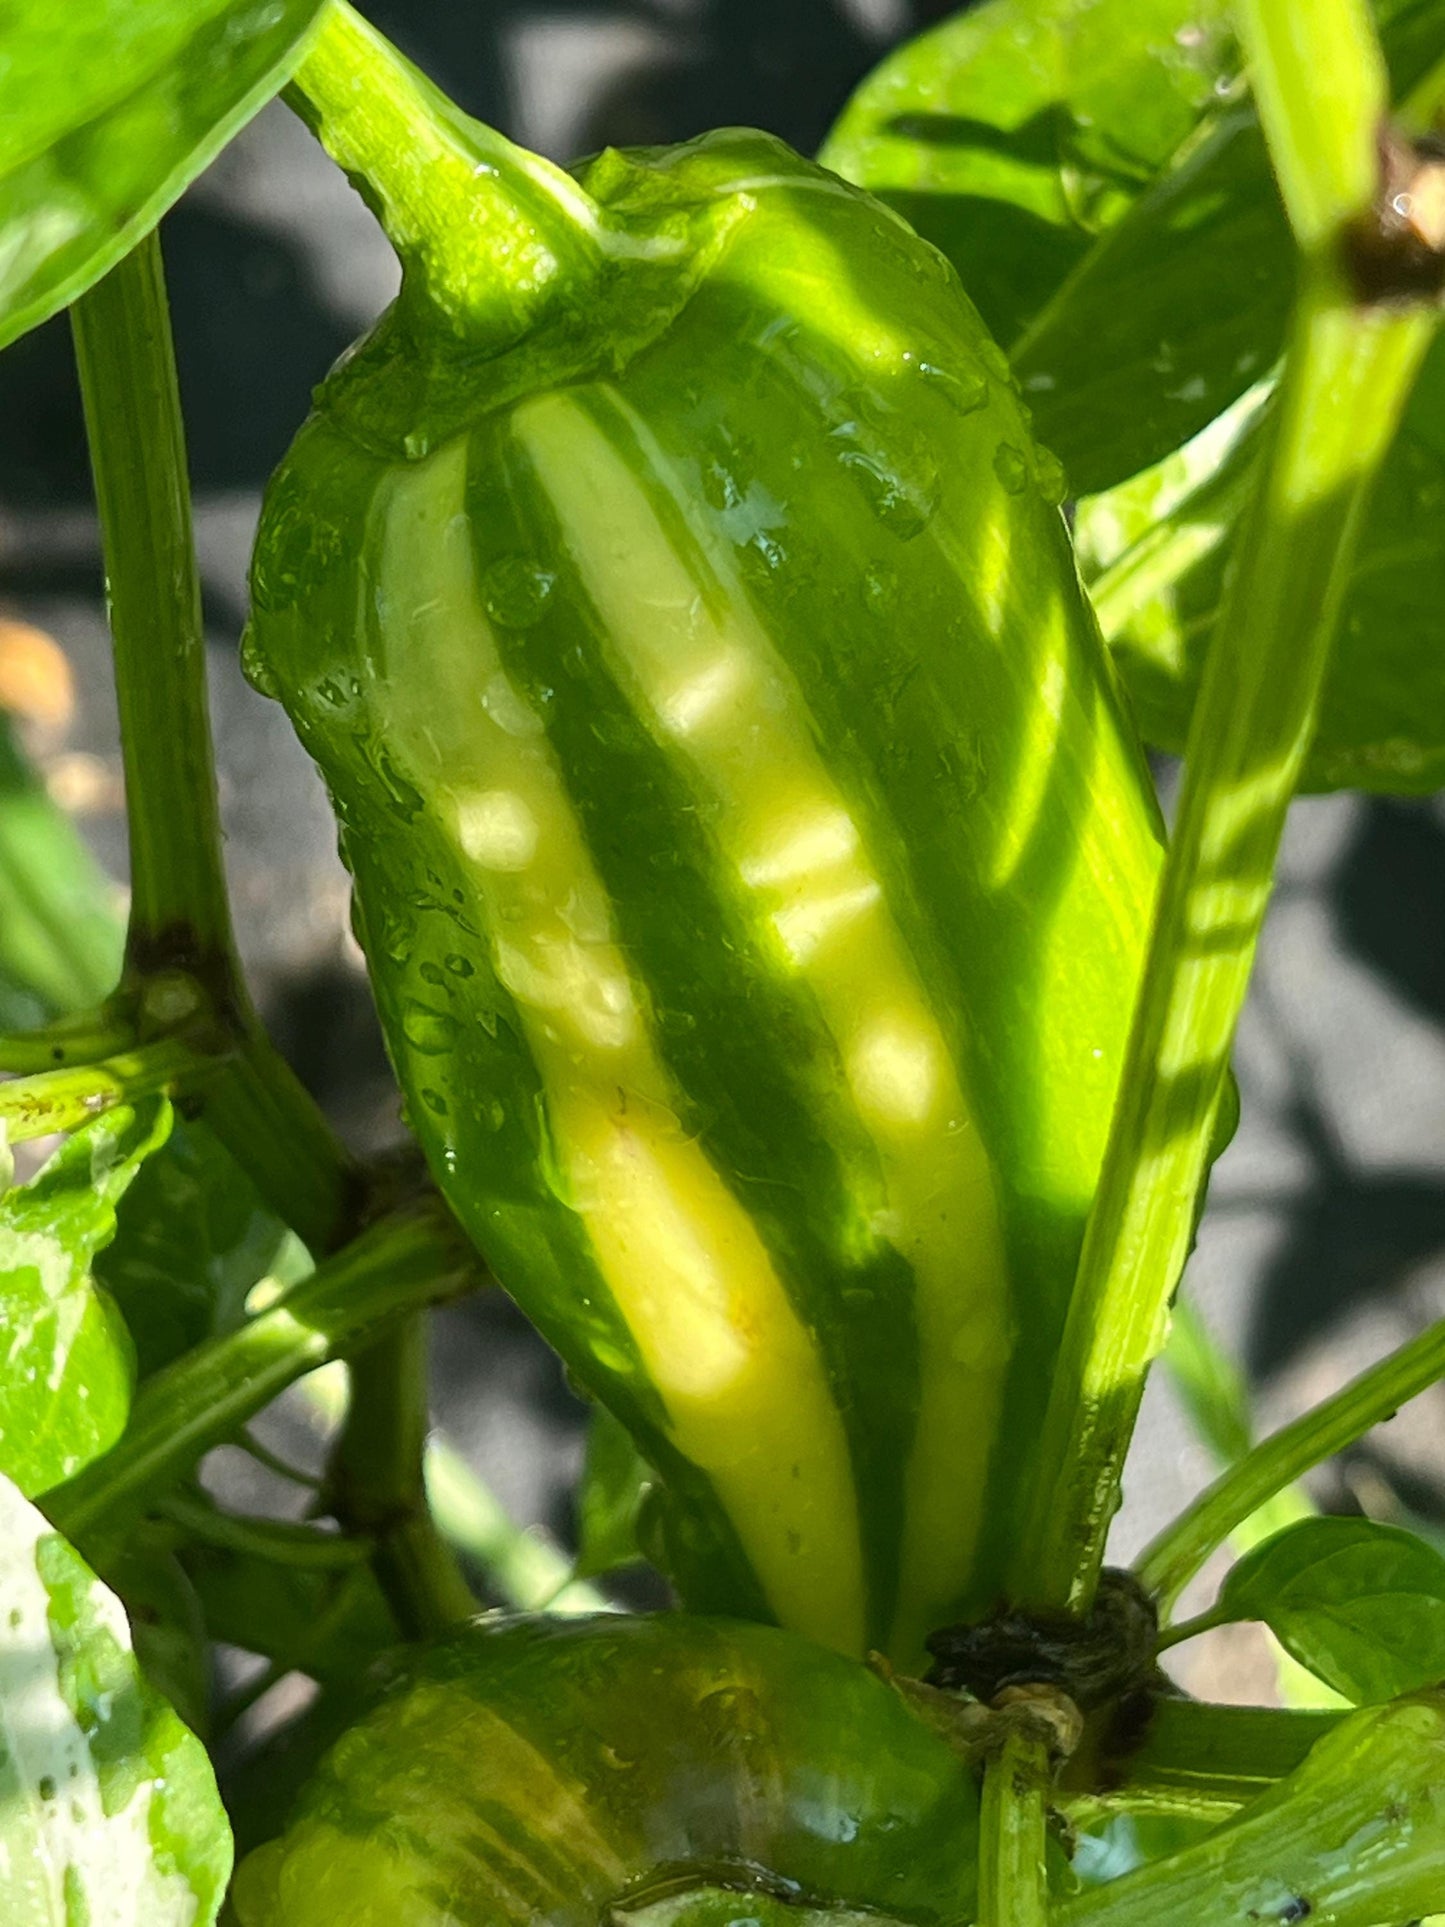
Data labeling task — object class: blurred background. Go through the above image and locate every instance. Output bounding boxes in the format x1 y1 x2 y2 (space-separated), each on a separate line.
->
2 0 1444 1718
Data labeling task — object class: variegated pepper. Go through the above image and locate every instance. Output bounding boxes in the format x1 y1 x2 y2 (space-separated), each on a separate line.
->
247 1 1161 1666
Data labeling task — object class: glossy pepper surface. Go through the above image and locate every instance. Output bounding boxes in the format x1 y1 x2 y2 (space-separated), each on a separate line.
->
231 1613 981 1927
247 3 1162 1665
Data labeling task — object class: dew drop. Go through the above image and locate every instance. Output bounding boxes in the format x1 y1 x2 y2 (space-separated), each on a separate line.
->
238 626 280 699
1033 446 1069 506
419 960 446 988
919 359 988 416
993 442 1029 495
373 908 415 967
445 953 476 978
401 1002 461 1054
420 1086 450 1116
838 449 939 539
481 555 557 629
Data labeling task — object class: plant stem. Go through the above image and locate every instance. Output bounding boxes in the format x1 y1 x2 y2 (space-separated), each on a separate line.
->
1138 1315 1445 1610
329 1318 477 1639
1060 1698 1342 1827
0 1032 223 1141
977 1727 1050 1927
425 1434 610 1614
198 1035 359 1255
71 235 237 973
285 0 607 331
302 1368 611 1614
1237 0 1388 256
158 1489 369 1569
70 232 358 1252
0 1012 137 1076
1016 275 1434 1614
42 1198 480 1542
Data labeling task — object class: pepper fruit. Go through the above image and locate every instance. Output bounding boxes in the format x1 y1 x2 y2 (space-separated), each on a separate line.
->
248 2 1162 1665
231 1613 981 1927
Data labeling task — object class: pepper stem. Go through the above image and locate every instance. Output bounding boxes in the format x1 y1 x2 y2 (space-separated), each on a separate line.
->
286 0 610 335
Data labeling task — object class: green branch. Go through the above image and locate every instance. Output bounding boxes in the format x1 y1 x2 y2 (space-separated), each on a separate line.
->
1237 0 1387 258
978 1724 1050 1927
0 1032 222 1142
328 1318 477 1639
71 235 238 970
69 230 358 1252
42 1198 480 1543
1138 1316 1445 1610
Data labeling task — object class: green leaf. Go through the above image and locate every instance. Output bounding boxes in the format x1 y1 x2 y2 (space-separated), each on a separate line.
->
0 1470 231 1923
0 717 121 1029
0 1100 171 1495
95 1118 305 1381
1218 1517 1445 1704
1085 333 1445 792
818 0 1237 353
824 0 1445 493
0 0 327 351
572 1403 652 1582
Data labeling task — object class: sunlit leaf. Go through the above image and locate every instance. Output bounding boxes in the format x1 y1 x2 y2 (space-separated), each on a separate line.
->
0 1470 231 1923
96 1119 306 1381
819 0 1236 354
0 1101 171 1495
0 0 327 350
825 0 1445 492
1082 336 1445 793
1218 1517 1445 1704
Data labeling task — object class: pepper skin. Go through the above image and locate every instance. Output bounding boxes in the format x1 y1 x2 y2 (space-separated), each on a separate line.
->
231 1613 980 1927
248 6 1162 1666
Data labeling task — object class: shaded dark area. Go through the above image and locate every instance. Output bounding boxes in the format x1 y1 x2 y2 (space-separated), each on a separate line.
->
1245 797 1445 1382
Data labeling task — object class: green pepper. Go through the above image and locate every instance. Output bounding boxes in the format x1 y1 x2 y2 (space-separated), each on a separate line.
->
248 4 1162 1664
230 1613 981 1927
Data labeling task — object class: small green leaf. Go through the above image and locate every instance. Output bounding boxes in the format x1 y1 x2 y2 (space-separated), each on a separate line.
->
0 1470 231 1923
1084 333 1445 793
818 0 1237 353
573 1403 652 1582
0 1100 172 1495
96 1118 304 1380
1218 1517 1445 1704
0 717 121 1029
0 0 328 351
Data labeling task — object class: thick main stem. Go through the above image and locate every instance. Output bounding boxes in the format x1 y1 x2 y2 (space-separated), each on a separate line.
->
71 235 233 971
70 233 357 1252
1015 270 1436 1613
330 1318 477 1639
